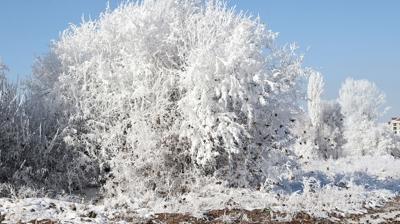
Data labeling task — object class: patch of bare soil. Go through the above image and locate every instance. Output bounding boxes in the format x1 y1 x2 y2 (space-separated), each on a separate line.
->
146 197 400 224
147 209 333 224
334 197 400 223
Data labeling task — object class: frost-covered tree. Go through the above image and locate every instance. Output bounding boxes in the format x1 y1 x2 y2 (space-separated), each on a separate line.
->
339 78 397 156
308 72 324 127
33 0 308 204
294 73 399 161
25 53 100 191
316 100 344 159
0 59 27 182
339 78 385 122
296 72 344 160
0 57 95 192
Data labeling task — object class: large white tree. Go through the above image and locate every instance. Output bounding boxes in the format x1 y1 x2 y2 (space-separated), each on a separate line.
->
338 78 397 156
33 0 308 204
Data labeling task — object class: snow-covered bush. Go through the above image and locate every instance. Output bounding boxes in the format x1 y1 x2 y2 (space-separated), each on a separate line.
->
339 78 398 156
26 54 100 191
0 59 29 183
0 57 96 193
33 0 308 204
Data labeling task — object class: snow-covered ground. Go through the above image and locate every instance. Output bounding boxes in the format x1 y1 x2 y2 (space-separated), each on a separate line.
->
1 155 399 223
0 195 399 223
0 197 104 223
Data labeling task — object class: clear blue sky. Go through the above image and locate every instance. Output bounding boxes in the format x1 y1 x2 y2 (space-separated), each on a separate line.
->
1 0 399 120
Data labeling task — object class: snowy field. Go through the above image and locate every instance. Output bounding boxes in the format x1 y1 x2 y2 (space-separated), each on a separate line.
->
1 155 400 223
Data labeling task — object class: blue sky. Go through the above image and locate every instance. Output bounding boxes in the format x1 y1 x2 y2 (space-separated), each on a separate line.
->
1 0 399 120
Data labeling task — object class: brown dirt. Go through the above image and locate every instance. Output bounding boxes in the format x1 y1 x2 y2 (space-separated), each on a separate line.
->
147 209 334 224
145 198 400 224
15 197 400 224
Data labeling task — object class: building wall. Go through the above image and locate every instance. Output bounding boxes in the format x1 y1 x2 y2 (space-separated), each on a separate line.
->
390 119 400 135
